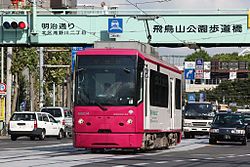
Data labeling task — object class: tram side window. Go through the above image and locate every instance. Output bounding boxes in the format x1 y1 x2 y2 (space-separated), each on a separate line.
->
175 79 181 109
150 70 169 107
137 57 144 104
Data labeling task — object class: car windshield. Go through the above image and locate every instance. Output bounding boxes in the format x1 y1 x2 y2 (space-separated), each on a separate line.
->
184 103 215 119
64 110 72 117
11 113 36 121
75 55 136 106
213 114 244 125
41 109 62 118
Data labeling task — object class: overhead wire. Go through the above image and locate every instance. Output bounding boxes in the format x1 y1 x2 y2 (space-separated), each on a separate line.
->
29 1 150 43
126 0 185 43
1 0 250 46
117 0 171 6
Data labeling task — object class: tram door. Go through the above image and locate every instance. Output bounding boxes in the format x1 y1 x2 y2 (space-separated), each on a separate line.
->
170 78 175 129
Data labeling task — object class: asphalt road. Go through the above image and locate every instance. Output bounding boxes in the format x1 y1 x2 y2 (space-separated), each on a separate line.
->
0 136 72 149
1 136 250 167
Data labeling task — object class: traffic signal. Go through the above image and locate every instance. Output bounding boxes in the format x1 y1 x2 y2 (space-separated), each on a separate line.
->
2 21 26 29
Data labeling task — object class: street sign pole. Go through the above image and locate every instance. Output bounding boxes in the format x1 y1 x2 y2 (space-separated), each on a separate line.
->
5 47 12 134
1 47 3 83
39 47 44 109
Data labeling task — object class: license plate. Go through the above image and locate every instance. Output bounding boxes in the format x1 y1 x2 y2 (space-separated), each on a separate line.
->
224 135 231 139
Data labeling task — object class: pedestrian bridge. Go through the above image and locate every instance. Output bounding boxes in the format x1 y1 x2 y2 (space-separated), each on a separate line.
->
1 9 250 47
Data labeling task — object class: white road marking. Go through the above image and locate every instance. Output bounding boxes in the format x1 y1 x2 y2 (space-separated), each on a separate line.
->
218 157 225 159
227 155 236 158
237 154 245 157
155 161 168 164
0 138 210 167
174 159 185 162
133 163 149 166
204 157 214 160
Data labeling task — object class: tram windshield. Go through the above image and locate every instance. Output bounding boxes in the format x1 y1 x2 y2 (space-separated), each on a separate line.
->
75 55 137 106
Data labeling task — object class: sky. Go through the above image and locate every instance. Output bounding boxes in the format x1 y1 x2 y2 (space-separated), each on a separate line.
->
78 0 250 9
78 0 250 56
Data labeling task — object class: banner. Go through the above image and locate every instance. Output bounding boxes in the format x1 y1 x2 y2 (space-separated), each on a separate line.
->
0 97 5 121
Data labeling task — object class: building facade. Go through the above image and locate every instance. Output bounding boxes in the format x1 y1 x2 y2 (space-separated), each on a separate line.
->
0 0 76 9
184 60 249 92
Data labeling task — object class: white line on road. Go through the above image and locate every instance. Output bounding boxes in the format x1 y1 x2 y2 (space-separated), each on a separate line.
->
133 163 149 166
173 159 185 162
155 161 168 164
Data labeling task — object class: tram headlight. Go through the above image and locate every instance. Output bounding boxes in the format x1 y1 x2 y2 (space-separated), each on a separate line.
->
78 118 84 124
127 119 133 124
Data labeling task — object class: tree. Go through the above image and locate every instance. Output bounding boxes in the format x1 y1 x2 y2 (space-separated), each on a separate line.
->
11 47 38 112
212 52 239 61
43 47 71 106
185 49 211 61
204 80 250 106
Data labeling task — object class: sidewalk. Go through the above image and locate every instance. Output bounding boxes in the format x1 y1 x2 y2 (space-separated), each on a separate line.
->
0 129 9 139
0 135 9 139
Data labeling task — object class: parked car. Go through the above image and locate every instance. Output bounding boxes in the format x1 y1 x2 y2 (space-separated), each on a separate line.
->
8 111 64 141
40 107 72 137
209 111 248 145
241 112 250 139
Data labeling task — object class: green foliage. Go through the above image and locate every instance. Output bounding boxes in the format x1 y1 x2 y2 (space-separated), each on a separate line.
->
11 47 38 74
43 47 71 105
212 52 240 61
11 47 39 111
185 50 211 61
44 48 71 86
204 80 250 106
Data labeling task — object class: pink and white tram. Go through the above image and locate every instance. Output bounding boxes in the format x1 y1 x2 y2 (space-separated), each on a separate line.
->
73 44 182 150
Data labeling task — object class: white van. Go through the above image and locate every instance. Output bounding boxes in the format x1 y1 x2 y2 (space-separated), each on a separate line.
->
8 111 64 141
40 107 72 137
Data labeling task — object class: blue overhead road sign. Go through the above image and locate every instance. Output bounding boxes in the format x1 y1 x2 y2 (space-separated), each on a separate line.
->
188 93 196 102
108 18 123 33
184 69 195 80
196 58 204 66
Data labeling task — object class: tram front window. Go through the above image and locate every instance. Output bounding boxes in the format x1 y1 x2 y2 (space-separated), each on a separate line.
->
75 56 137 106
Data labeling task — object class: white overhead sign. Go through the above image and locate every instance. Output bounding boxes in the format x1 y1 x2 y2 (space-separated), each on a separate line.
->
204 62 211 70
229 72 237 80
184 62 195 69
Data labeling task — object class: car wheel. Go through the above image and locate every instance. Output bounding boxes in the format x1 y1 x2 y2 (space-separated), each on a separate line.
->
30 136 36 141
209 139 216 144
39 130 46 140
57 130 63 140
91 148 105 153
242 137 247 145
184 132 190 139
11 135 17 141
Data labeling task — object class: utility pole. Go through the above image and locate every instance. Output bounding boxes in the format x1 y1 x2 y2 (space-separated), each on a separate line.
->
39 47 44 108
1 47 3 82
5 47 12 133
